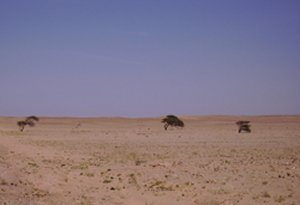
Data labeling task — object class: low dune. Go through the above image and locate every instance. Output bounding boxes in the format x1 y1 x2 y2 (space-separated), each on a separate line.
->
0 116 299 205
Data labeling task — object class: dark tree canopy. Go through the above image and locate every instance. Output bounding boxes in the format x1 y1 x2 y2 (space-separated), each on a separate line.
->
161 115 184 130
236 121 251 133
236 121 250 126
17 116 40 132
26 116 39 122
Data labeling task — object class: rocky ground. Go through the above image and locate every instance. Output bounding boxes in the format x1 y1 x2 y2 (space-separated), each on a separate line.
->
0 116 299 205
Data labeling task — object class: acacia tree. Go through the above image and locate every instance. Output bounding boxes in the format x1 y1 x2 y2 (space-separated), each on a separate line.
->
161 115 184 130
17 116 40 132
236 121 251 133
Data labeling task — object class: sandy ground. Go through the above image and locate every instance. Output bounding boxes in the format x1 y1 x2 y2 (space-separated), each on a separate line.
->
0 116 299 205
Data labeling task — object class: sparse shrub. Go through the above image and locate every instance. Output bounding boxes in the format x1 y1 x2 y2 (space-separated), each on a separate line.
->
161 115 184 130
17 116 40 132
236 121 251 133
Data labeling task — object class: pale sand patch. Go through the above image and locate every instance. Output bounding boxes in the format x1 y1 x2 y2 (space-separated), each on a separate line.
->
0 116 299 205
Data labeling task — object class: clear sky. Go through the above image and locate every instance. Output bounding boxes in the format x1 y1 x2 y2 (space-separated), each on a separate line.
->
1 0 299 117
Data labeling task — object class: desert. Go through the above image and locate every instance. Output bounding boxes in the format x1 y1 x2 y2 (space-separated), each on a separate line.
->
0 116 299 205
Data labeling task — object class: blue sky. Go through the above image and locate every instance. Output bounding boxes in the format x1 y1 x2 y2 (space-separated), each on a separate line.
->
1 0 299 117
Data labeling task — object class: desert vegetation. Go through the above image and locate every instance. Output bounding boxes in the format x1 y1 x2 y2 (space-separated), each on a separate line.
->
161 115 184 130
0 116 299 205
236 120 251 133
17 116 40 132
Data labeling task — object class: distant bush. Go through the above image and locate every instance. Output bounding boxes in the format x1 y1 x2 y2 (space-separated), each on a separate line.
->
236 121 251 133
17 116 40 132
161 115 184 130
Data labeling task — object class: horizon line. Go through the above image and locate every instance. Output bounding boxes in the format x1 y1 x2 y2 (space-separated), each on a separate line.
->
1 114 300 119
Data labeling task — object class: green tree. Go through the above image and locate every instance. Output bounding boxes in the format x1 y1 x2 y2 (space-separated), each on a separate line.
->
161 115 184 130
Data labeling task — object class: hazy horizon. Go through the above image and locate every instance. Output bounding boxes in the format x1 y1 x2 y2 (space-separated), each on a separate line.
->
1 0 300 117
2 114 300 119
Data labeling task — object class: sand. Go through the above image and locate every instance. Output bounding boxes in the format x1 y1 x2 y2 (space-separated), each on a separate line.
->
0 116 299 205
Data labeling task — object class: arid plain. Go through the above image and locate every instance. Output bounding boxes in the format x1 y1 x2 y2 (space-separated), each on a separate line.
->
0 116 299 205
